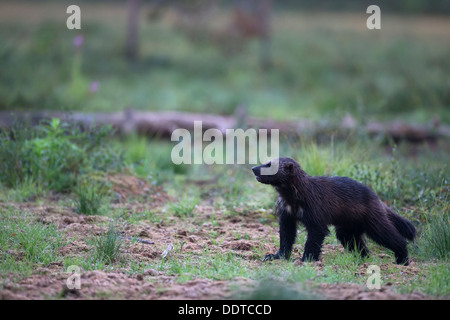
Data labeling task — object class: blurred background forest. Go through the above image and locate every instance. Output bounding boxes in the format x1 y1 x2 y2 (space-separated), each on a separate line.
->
0 0 449 125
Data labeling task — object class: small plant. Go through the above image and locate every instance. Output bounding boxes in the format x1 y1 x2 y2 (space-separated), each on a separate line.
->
0 208 66 275
75 182 109 215
417 213 450 261
236 279 320 300
91 224 123 264
169 195 198 217
24 118 84 192
16 222 65 264
121 136 186 185
0 176 44 202
0 118 123 194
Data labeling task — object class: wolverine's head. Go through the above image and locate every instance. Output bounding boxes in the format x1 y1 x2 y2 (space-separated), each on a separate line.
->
252 157 301 186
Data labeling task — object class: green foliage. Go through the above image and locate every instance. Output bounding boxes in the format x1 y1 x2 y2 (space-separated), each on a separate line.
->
401 261 450 296
416 213 450 261
416 263 450 296
350 160 401 201
0 177 44 203
122 135 187 185
1 12 449 124
219 167 248 204
23 118 84 192
0 121 36 188
156 249 253 281
0 118 124 194
75 181 110 215
236 279 320 300
0 208 66 274
169 195 198 217
289 140 356 177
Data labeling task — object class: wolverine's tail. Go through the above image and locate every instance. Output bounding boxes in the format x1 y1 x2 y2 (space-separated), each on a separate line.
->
387 207 416 241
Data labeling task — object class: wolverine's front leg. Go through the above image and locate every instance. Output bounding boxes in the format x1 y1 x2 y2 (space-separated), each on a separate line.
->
263 208 298 261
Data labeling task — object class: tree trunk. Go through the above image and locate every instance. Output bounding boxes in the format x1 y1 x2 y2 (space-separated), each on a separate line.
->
0 110 448 143
257 0 272 70
125 0 141 61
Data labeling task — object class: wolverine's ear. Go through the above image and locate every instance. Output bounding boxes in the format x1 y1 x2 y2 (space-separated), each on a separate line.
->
286 162 293 171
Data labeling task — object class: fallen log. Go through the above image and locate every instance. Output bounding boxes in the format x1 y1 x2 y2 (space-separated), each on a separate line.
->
0 110 448 142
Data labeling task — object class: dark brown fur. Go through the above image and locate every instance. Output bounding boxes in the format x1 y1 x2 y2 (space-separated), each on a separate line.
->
252 157 416 265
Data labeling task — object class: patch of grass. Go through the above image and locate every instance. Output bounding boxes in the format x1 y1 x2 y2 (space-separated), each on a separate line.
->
121 136 187 185
416 213 450 261
63 255 85 271
2 9 450 123
74 181 110 215
0 207 66 275
0 254 33 277
236 279 321 300
0 120 36 188
285 138 367 177
121 209 162 225
169 195 198 217
0 118 124 194
255 260 318 283
154 248 254 282
415 263 450 296
126 260 155 276
398 262 450 297
0 176 44 202
208 166 253 210
321 251 368 284
90 224 124 265
222 168 248 203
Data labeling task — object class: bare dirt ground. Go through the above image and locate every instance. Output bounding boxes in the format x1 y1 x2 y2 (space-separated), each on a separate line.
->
0 270 430 300
0 174 443 300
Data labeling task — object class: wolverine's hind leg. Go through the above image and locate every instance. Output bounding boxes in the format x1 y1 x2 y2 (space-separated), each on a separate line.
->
335 226 370 258
365 219 409 265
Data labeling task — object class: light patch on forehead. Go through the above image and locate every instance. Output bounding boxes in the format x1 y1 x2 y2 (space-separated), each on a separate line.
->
285 205 291 213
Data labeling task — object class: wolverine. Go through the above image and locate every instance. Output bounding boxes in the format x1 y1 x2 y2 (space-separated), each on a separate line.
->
252 157 416 265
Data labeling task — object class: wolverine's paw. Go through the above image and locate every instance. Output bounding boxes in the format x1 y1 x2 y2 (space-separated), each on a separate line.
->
396 257 410 266
263 253 280 262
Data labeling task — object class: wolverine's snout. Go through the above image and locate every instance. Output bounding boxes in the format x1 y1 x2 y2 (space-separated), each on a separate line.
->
252 166 260 176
